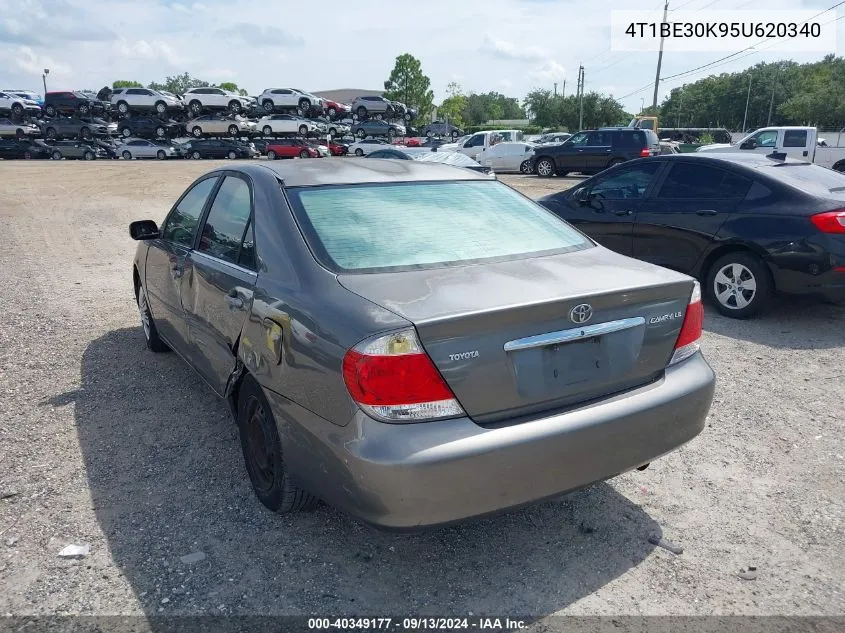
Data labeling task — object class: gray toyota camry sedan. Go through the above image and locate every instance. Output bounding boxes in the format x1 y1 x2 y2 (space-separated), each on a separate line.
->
129 159 715 529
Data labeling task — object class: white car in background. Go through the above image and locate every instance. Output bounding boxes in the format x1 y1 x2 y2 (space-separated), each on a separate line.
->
347 138 392 156
258 88 319 114
119 138 182 160
186 115 257 137
479 141 537 173
0 116 39 137
182 87 254 115
256 114 319 136
111 87 182 115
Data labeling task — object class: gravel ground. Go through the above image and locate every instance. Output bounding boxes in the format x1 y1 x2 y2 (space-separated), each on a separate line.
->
0 160 843 623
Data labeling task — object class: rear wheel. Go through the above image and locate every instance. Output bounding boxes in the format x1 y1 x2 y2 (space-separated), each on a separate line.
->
122 128 132 138
262 100 274 113
155 101 167 115
23 151 32 160
83 150 94 161
155 126 166 138
263 125 273 136
354 148 363 156
137 284 169 353
228 150 237 160
298 125 308 136
705 252 771 319
192 126 203 138
78 103 90 116
236 375 318 514
535 157 555 177
357 128 366 139
519 159 532 174
80 127 91 140
45 127 57 140
52 150 62 160
228 125 239 136
122 150 131 160
117 101 129 114
11 103 23 117
189 100 202 115
192 150 201 160
45 105 56 117
228 100 241 114
356 106 367 118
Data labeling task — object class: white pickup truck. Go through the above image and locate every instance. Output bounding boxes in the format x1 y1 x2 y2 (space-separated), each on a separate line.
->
452 130 504 161
696 126 845 172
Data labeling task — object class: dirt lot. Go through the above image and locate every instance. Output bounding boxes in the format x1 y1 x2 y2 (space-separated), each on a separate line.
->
0 160 843 623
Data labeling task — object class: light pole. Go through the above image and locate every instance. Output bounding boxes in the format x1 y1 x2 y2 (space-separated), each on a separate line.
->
641 97 645 114
742 74 752 133
652 0 669 109
42 68 49 95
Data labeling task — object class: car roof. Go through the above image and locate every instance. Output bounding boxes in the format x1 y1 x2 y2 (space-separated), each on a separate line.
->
253 157 492 187
654 153 811 169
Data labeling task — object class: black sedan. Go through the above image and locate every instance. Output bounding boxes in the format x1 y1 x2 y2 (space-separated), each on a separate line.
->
117 116 182 140
41 116 112 140
45 140 108 160
181 138 254 160
352 119 405 139
538 153 845 318
0 138 53 159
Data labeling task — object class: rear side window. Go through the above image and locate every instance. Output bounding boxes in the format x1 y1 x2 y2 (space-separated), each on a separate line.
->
783 130 808 148
657 163 751 199
197 176 253 265
762 164 845 200
286 181 591 273
162 177 218 246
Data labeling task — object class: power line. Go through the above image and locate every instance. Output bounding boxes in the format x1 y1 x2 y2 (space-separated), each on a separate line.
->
617 0 845 100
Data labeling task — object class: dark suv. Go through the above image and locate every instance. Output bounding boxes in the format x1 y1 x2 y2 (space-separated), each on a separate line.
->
531 128 660 177
44 91 110 118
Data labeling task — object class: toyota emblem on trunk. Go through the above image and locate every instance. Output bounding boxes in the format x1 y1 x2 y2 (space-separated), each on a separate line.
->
569 303 593 324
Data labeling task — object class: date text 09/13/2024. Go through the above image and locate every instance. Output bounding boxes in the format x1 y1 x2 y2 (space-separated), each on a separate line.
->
307 617 527 630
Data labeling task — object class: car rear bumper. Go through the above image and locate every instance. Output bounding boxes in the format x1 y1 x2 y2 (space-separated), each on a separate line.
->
269 352 715 530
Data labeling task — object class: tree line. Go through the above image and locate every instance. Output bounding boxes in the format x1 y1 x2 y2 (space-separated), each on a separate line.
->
110 53 845 133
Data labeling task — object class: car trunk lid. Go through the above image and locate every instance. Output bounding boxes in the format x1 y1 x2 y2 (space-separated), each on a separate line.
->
339 248 696 424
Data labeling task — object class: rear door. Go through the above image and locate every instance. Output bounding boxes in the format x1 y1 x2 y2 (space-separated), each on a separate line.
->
781 128 813 161
553 160 663 255
585 130 614 171
144 174 220 354
633 160 752 273
181 174 257 393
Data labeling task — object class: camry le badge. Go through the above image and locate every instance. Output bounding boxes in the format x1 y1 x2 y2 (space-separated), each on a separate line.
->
569 303 593 324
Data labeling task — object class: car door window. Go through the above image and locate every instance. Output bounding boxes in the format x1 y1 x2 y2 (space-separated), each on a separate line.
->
783 130 808 148
197 176 253 265
656 163 752 199
749 130 778 147
568 132 589 146
589 162 661 200
161 177 219 246
590 131 611 146
467 134 484 147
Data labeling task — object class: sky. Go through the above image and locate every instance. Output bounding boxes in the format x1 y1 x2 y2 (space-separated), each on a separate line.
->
0 0 841 113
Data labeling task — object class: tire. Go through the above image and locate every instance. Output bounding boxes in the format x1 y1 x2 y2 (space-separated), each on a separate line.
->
137 284 169 353
122 127 132 138
387 128 395 138
192 150 201 160
52 150 62 160
23 151 31 160
705 251 772 319
451 130 459 139
405 113 412 121
375 113 383 121
83 150 94 161
356 106 367 118
80 127 91 140
117 101 129 114
192 126 203 138
15 128 25 139
328 127 337 136
189 100 202 115
122 150 132 160
299 149 309 158
45 127 57 140
519 159 532 174
328 107 336 117
155 126 166 138
155 101 167 115
298 125 308 136
267 150 276 160
228 100 241 113
425 130 433 138
12 103 23 117
228 125 239 136
357 128 366 139
78 103 90 116
45 105 56 117
535 157 556 177
262 100 274 113
235 375 318 514
228 150 237 160
298 98 310 112
354 148 363 156
157 150 166 160
263 125 273 136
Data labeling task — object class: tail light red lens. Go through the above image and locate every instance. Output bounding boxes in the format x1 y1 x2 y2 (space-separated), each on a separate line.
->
669 281 703 366
810 210 845 234
342 328 465 422
640 148 651 157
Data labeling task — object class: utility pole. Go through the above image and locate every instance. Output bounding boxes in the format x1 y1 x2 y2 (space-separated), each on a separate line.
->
577 65 584 130
652 0 669 109
742 74 752 133
42 68 49 95
767 68 778 126
554 82 558 97
562 78 565 97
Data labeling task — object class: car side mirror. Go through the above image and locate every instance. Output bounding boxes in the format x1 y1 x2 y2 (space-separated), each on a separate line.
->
740 139 757 150
129 220 160 240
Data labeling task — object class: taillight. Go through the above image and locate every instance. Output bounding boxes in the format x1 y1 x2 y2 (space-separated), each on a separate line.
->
640 148 651 157
810 209 845 234
669 281 703 366
342 328 465 423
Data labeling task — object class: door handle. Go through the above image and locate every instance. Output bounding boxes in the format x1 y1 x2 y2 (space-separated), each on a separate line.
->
170 266 183 279
695 209 718 216
613 209 633 216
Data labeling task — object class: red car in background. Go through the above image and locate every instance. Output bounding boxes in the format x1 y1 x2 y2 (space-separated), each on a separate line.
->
266 138 318 160
323 100 351 118
327 140 348 156
392 137 421 147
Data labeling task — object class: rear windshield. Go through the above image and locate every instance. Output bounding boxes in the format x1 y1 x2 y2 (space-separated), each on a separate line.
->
761 163 845 199
285 180 592 273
